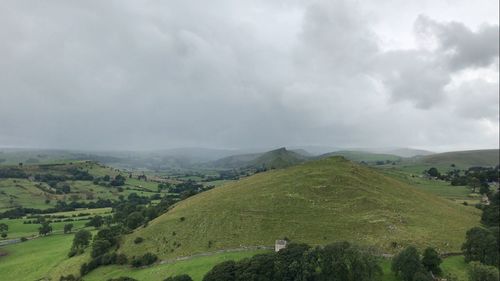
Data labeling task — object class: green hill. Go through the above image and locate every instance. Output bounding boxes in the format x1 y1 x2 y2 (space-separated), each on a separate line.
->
208 147 307 169
0 161 158 211
319 150 401 163
121 157 480 259
417 149 499 167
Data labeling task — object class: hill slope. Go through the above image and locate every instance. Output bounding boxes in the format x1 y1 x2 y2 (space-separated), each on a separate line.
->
207 147 307 169
417 149 499 167
122 157 479 259
319 150 401 163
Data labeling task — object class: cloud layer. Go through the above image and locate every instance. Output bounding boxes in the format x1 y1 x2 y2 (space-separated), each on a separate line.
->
0 0 498 151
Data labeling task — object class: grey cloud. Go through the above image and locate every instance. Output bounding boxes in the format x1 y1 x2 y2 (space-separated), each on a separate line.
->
0 0 498 151
374 15 499 109
415 15 500 71
451 79 499 121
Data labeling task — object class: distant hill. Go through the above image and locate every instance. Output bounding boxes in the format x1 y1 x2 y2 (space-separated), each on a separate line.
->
121 156 479 259
0 161 158 211
384 148 434 158
417 149 499 167
207 147 308 169
318 150 401 163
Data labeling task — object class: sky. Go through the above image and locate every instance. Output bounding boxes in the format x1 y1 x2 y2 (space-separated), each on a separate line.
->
0 0 498 152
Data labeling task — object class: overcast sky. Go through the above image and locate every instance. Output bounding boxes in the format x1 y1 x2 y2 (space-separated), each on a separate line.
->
0 0 498 152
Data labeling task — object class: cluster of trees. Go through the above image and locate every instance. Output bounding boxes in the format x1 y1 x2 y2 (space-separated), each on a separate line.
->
202 242 382 281
131 252 158 267
79 226 128 275
461 191 499 281
166 180 214 200
0 199 114 219
74 193 175 276
113 193 174 230
391 246 442 281
0 223 8 238
0 167 28 178
425 166 499 194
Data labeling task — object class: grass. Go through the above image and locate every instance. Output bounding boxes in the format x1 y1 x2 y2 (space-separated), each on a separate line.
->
379 168 474 201
0 233 77 281
441 256 469 281
121 157 480 260
417 149 499 168
84 250 267 281
323 151 402 163
0 208 110 239
0 218 89 239
0 231 470 281
0 161 163 210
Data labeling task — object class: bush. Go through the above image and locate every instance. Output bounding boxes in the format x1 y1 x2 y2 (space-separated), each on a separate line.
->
20 237 28 242
131 253 158 267
115 254 128 265
391 246 423 281
468 262 499 281
134 237 144 244
164 275 193 281
59 274 79 281
107 277 138 281
421 247 442 275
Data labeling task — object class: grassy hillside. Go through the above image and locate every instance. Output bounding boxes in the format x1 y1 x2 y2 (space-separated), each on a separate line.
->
247 147 307 169
0 161 158 210
121 157 480 260
208 147 307 169
417 149 499 168
319 150 401 163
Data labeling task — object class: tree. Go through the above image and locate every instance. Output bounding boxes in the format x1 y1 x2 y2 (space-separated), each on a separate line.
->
0 223 8 233
61 184 71 194
426 167 440 178
479 184 491 195
86 215 104 228
462 227 499 266
38 222 52 236
72 230 92 250
91 239 112 258
164 275 193 281
468 262 499 281
467 177 481 193
0 223 8 237
413 268 433 281
421 247 442 275
391 246 423 281
126 212 144 229
64 223 74 234
481 192 499 227
202 260 237 281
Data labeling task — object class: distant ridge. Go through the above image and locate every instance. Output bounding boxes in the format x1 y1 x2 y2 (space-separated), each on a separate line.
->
207 147 308 169
416 149 499 167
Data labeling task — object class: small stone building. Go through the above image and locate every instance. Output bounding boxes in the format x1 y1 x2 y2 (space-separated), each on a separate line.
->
275 240 288 252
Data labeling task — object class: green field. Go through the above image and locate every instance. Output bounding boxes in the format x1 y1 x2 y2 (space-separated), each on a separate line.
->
0 232 470 281
121 157 480 260
0 207 111 239
85 250 267 281
380 169 474 201
0 162 162 210
0 234 77 281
